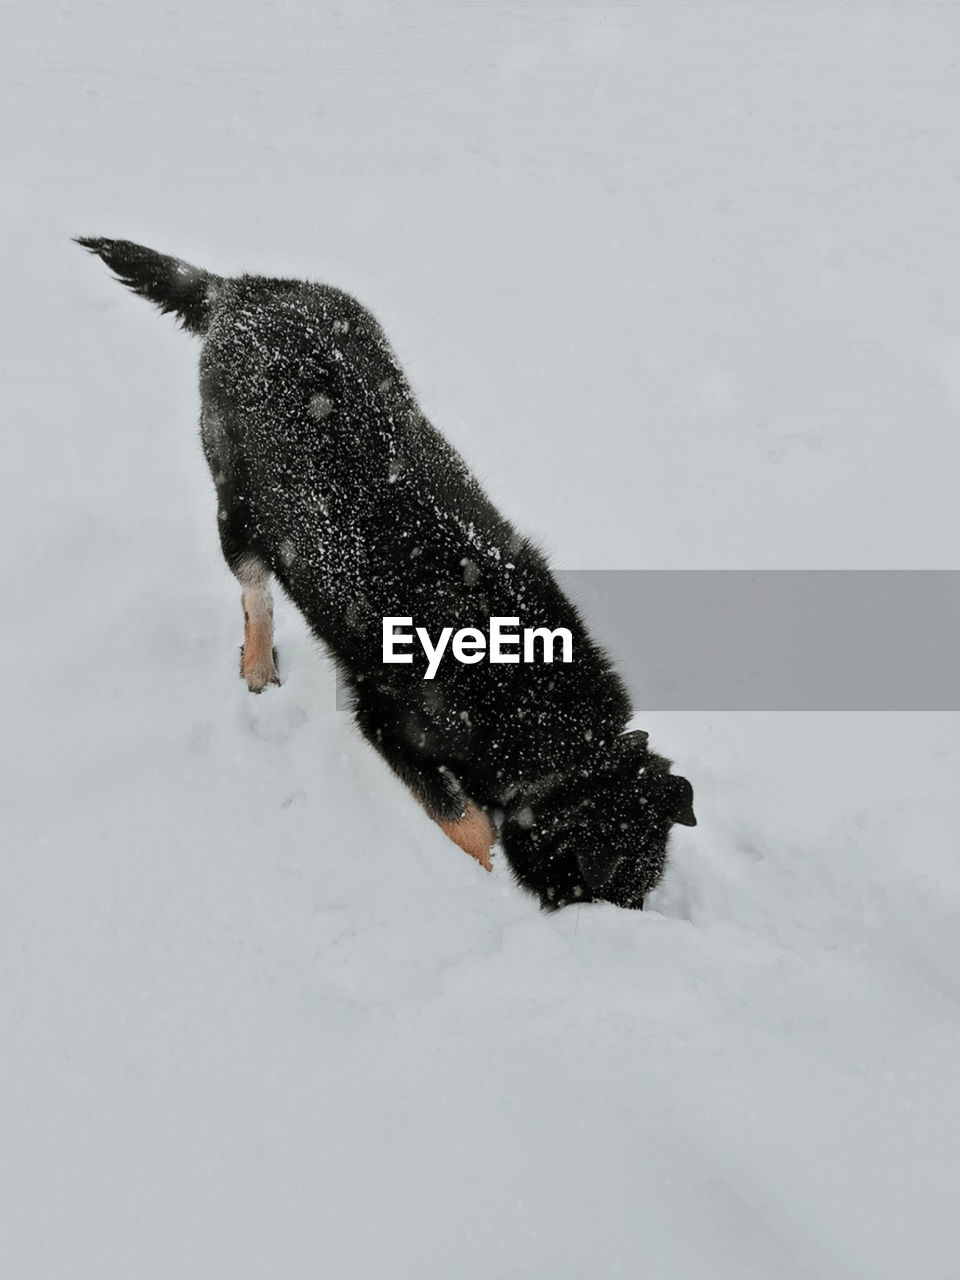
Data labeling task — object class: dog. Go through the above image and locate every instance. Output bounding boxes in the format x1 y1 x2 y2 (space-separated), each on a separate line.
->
76 237 696 910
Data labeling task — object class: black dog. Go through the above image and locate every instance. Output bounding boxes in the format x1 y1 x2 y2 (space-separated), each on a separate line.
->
77 237 695 910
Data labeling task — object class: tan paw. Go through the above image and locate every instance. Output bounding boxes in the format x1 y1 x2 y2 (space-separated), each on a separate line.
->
240 647 281 693
436 802 496 871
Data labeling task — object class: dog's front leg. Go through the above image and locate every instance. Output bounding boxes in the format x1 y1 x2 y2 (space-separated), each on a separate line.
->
428 765 495 871
351 701 495 870
433 799 496 872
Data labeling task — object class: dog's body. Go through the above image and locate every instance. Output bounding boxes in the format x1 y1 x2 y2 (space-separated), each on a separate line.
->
77 237 695 910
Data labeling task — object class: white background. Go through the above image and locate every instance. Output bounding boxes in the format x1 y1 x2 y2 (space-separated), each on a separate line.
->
2 2 960 1276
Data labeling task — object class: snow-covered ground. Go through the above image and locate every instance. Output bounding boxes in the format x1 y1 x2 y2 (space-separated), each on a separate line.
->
3 2 960 1275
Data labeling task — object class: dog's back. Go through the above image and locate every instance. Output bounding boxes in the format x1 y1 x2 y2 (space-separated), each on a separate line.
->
199 273 513 658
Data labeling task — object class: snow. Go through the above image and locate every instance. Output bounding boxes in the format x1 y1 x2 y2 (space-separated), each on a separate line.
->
3 1 960 1275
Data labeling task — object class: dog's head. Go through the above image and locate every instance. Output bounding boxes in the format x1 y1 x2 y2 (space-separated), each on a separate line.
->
501 729 696 911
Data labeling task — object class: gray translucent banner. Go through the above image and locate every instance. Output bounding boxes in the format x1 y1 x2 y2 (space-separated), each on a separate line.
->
335 572 960 711
557 570 960 711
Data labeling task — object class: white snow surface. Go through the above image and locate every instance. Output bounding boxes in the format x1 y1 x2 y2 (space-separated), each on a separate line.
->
3 2 960 1276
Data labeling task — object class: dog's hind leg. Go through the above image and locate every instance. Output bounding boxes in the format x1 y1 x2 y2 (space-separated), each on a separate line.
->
236 555 280 693
201 407 279 691
210 471 281 693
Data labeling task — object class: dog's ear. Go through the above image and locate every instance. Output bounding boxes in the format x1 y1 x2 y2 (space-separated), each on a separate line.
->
663 774 697 826
614 729 649 765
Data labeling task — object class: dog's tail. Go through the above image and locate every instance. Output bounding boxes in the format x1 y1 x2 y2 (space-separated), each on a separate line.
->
75 236 222 336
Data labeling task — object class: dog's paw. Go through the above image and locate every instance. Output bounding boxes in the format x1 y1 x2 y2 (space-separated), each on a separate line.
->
435 801 496 871
240 646 281 693
244 667 281 694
